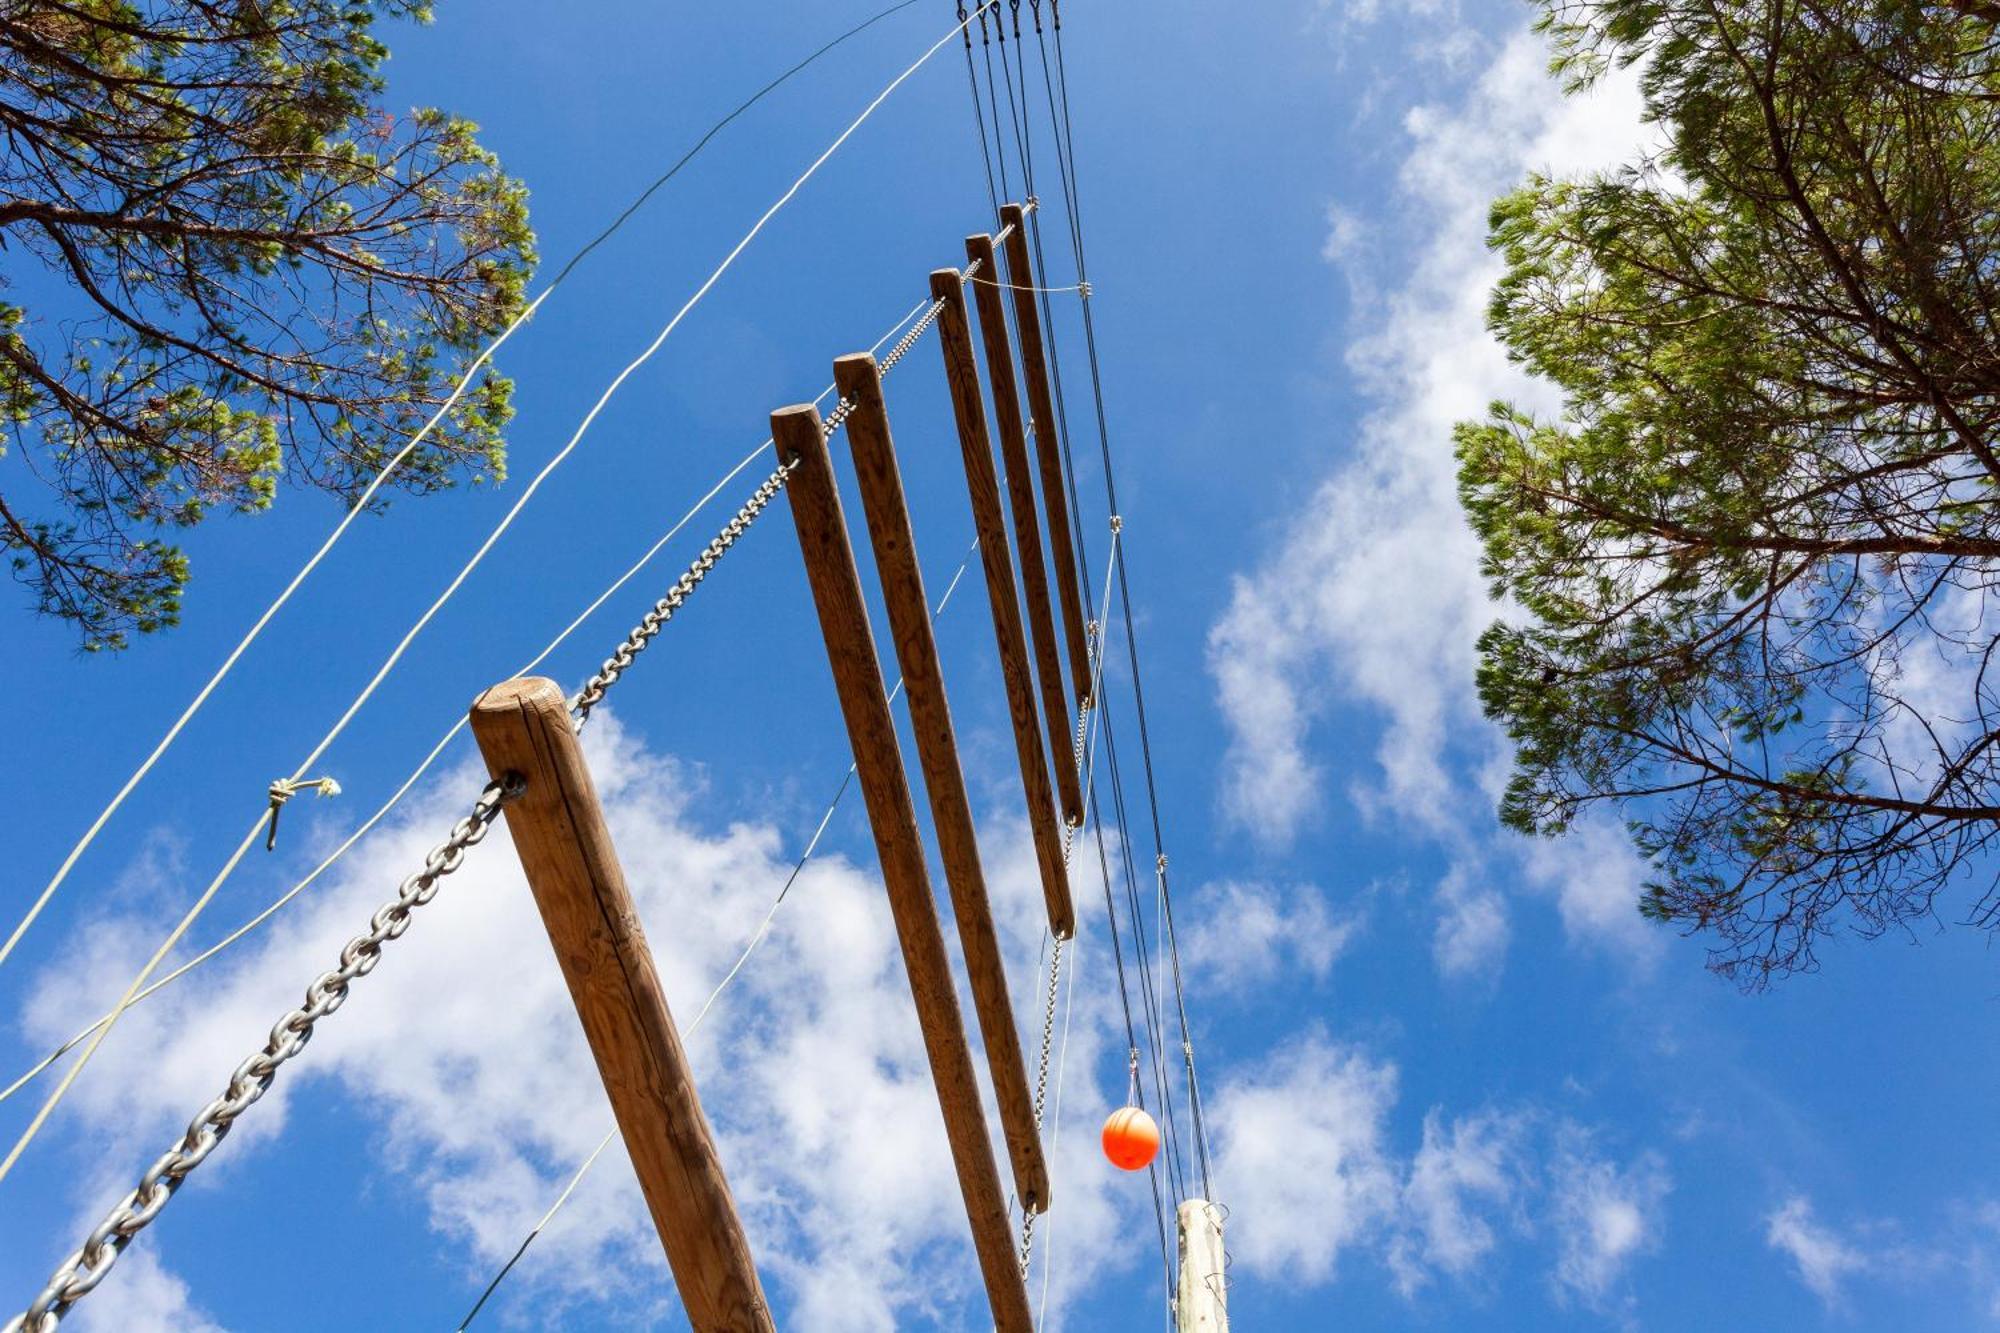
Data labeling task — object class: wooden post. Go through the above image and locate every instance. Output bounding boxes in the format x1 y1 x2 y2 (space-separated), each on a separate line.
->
929 267 1077 941
1176 1199 1229 1333
468 678 772 1333
998 201 1093 705
833 351 1051 1213
771 402 1036 1333
965 231 1086 829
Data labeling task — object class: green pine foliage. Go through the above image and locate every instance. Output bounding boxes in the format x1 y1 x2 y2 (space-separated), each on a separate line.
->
1457 0 2000 983
0 2 535 650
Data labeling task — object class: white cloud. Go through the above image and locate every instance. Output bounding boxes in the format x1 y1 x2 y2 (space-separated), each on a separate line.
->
15 713 1144 1331
1431 864 1509 980
1549 1131 1670 1308
1208 1033 1400 1284
1519 820 1659 963
1390 1107 1528 1294
1179 880 1358 999
1207 19 1662 960
1767 1196 1869 1309
1321 203 1366 265
68 1245 225 1333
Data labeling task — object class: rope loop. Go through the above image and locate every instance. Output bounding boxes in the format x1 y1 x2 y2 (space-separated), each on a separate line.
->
263 775 341 851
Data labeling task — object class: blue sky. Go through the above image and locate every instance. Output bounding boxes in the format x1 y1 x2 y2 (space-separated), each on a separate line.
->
4 1 2000 1329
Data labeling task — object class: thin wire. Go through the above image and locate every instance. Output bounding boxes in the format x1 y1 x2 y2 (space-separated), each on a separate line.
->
0 0 929 978
0 14 990 1184
1039 7 1217 1201
0 302 931 1110
961 12 1001 220
980 20 1012 203
963 274 1089 296
455 534 983 1327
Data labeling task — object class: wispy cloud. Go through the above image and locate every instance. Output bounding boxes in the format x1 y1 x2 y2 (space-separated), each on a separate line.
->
1390 1107 1529 1294
1206 20 1661 964
1431 864 1509 981
17 714 1144 1330
1766 1196 1870 1310
1209 1032 1401 1284
1549 1130 1671 1311
1179 880 1358 999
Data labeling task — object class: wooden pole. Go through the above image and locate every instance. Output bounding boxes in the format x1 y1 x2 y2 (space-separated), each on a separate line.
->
1176 1199 1229 1333
771 402 1036 1333
929 267 1077 941
467 678 771 1333
965 231 1086 829
833 351 1050 1213
998 201 1093 705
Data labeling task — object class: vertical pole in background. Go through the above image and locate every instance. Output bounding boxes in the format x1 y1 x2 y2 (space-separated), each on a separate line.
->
1176 1199 1229 1333
771 402 1036 1333
833 351 1051 1213
468 677 772 1333
998 201 1093 704
966 230 1086 828
930 267 1076 939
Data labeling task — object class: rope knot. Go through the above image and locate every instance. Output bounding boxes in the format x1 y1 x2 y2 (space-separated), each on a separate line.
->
266 776 341 851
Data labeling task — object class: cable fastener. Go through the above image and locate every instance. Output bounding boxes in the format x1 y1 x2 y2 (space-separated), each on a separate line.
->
265 776 341 851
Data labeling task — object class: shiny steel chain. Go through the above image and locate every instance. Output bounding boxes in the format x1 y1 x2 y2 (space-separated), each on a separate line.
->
1024 669 1099 1273
1018 932 1065 1275
571 465 791 725
573 280 964 726
6 777 522 1333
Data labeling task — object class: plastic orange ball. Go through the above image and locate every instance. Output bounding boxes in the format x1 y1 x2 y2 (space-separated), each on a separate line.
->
1101 1106 1160 1171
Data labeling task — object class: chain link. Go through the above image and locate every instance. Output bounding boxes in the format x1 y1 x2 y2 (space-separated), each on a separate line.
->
571 284 965 727
570 466 792 725
6 776 523 1333
1019 930 1065 1274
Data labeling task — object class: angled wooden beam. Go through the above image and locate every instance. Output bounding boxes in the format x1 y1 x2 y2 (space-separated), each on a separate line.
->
929 267 1077 941
468 677 772 1333
999 201 1093 705
833 350 1050 1213
771 402 1035 1333
965 231 1086 829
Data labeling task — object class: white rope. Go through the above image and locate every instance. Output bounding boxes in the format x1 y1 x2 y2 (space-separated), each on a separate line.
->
455 530 984 1325
0 302 932 1110
0 12 983 1189
0 0 934 978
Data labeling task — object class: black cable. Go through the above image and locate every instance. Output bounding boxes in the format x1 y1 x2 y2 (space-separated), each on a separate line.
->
1102 693 1192 1207
978 14 1013 203
1035 7 1219 1203
1090 777 1177 1310
959 3 1001 219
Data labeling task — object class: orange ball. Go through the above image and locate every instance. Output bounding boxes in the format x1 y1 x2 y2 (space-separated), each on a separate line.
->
1101 1105 1160 1171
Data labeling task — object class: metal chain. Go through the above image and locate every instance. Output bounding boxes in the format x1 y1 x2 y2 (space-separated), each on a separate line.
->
570 466 791 725
575 277 960 728
1022 672 1099 1277
7 776 523 1333
1019 930 1065 1275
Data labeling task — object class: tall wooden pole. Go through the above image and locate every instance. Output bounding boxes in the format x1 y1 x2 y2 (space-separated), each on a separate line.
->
1176 1199 1229 1333
468 677 772 1333
930 267 1077 941
833 350 1050 1213
965 231 1086 829
998 201 1093 705
771 402 1036 1333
